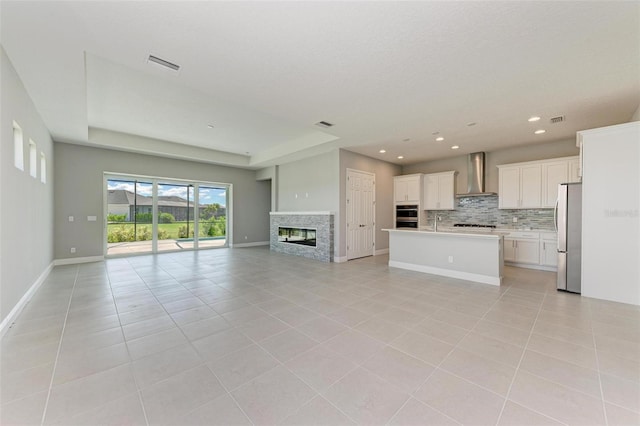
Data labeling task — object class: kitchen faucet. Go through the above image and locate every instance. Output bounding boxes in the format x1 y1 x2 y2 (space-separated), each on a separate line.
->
434 214 438 232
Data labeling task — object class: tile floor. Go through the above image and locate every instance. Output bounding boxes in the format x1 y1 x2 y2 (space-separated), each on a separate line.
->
1 247 639 425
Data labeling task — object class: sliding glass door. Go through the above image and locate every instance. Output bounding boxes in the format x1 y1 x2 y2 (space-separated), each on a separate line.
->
197 185 227 249
156 182 195 252
105 174 229 256
106 179 153 256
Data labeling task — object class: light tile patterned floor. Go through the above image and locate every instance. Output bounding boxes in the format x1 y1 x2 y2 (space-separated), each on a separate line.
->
1 247 639 425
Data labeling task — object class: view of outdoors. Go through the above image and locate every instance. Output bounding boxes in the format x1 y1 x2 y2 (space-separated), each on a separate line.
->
106 178 227 255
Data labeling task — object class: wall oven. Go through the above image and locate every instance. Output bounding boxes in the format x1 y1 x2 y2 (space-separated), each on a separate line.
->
396 205 418 228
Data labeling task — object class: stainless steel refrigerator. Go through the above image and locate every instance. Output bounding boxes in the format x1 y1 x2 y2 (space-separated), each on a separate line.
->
556 182 582 293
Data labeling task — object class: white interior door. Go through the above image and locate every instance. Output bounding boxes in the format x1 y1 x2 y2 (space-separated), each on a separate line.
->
347 169 375 260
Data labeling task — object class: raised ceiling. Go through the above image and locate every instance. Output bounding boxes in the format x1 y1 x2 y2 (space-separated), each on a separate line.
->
2 1 639 168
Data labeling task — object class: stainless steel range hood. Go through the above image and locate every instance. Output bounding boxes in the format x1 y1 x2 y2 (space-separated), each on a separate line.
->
456 152 497 197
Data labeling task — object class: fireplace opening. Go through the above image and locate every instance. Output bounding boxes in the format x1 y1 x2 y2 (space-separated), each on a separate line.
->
278 227 317 247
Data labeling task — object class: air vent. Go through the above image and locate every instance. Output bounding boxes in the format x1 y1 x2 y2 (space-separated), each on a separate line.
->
550 115 565 124
147 55 180 71
315 121 334 128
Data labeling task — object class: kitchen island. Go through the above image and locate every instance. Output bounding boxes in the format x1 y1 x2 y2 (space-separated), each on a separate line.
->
383 228 504 285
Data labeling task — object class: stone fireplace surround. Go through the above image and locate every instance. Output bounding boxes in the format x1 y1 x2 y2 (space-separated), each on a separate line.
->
270 212 334 262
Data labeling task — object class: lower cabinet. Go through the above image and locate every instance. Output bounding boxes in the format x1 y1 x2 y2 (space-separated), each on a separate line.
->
504 238 539 264
539 233 558 267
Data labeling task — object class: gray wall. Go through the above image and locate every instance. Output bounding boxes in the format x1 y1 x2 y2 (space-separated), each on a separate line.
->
274 149 401 260
1 47 55 324
275 150 340 257
54 142 271 259
277 150 339 212
339 149 402 258
402 139 580 194
631 103 640 121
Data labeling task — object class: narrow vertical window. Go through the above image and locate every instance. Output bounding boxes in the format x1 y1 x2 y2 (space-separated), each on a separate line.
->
13 121 24 170
29 140 37 178
40 152 47 184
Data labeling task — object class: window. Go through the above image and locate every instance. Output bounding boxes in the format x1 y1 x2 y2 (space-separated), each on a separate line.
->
13 121 24 170
29 140 37 178
40 152 47 184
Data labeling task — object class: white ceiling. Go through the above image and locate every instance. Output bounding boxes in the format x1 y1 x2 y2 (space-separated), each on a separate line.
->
2 1 639 169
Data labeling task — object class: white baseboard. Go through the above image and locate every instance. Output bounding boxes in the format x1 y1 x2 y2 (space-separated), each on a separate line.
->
231 241 269 248
54 255 104 266
374 248 389 256
388 260 502 286
0 261 54 339
505 262 557 272
334 256 348 263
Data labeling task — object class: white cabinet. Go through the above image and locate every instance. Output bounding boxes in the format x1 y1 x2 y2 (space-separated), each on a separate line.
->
394 175 422 204
542 161 568 208
423 171 456 210
541 157 581 208
503 231 542 265
568 158 581 183
502 231 557 270
499 156 579 209
540 232 558 267
498 164 541 209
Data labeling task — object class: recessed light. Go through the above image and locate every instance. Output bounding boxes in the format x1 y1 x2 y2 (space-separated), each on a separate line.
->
467 122 477 127
379 149 386 153
534 129 546 134
397 155 404 159
451 145 459 150
207 124 215 129
403 138 411 142
528 116 541 122
436 137 444 142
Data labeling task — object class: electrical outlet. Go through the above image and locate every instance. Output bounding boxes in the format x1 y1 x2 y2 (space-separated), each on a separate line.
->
68 216 74 222
448 255 454 263
70 247 76 254
244 236 248 240
512 217 518 223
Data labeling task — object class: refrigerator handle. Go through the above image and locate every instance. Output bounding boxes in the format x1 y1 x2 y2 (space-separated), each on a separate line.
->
553 199 558 233
557 184 568 252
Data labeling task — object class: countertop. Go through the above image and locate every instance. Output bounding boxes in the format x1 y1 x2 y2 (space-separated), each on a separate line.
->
383 228 504 239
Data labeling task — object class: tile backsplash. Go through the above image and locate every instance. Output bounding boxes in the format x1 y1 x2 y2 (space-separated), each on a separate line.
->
422 195 555 230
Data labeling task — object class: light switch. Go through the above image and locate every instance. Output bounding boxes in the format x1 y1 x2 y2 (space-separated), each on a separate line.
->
68 216 74 222
87 216 97 222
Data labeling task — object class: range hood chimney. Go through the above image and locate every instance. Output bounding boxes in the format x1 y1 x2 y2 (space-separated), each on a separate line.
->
456 152 497 197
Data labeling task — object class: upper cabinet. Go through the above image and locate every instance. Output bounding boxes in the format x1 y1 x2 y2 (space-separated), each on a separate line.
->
423 171 456 210
498 156 579 209
394 174 422 204
498 164 541 209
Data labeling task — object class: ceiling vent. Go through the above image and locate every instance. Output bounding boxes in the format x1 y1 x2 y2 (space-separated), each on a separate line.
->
315 121 334 128
147 55 180 71
550 115 565 124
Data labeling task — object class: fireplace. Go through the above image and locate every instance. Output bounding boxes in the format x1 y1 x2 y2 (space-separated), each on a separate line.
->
278 227 317 247
270 212 334 262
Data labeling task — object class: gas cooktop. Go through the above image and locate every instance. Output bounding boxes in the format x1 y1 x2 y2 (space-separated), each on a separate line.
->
453 223 497 229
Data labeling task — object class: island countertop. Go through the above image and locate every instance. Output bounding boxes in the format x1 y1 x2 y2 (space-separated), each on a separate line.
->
383 228 506 239
383 228 504 286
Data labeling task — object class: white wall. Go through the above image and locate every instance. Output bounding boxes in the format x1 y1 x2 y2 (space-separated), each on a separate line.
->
1 47 55 327
580 122 640 305
54 141 271 259
631 103 640 121
403 139 580 193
